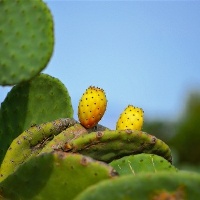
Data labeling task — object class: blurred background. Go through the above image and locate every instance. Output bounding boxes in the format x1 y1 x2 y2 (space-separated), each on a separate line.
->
1 1 200 169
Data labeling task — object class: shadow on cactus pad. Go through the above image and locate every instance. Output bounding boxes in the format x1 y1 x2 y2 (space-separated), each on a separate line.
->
75 171 200 200
0 151 117 200
0 74 73 164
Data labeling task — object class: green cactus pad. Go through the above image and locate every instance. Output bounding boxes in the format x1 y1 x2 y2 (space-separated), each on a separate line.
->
0 151 117 200
0 73 73 164
40 123 88 154
75 171 200 200
0 118 77 182
110 153 177 176
0 0 54 85
64 130 172 163
40 123 110 155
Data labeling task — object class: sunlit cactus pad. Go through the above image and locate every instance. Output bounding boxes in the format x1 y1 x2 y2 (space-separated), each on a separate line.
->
75 171 200 200
0 0 54 85
0 74 73 164
110 153 177 176
0 152 117 200
40 123 88 154
64 129 172 163
0 118 77 181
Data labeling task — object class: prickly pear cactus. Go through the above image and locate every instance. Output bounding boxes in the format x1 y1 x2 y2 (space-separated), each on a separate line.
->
0 151 117 200
40 123 88 154
64 129 172 163
0 0 54 85
0 73 73 164
74 171 200 200
110 153 177 176
0 118 77 181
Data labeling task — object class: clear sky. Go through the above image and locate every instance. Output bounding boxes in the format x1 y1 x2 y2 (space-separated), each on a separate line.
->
1 1 200 129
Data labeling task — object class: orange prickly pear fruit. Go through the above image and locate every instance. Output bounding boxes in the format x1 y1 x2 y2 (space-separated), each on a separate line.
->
116 105 144 131
78 86 107 128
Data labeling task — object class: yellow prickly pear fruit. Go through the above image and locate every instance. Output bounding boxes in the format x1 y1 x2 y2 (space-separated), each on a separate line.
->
78 86 107 128
116 105 144 131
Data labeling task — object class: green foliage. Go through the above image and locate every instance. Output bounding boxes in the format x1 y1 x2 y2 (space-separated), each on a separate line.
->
143 120 176 143
0 151 117 200
0 0 54 85
110 153 177 176
0 73 73 164
64 129 172 163
75 171 200 200
171 92 200 164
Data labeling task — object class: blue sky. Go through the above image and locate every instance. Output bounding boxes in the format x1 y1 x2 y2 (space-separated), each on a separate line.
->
1 1 200 129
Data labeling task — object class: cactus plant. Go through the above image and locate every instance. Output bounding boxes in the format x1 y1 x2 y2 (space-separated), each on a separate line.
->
74 171 200 200
78 86 107 128
0 118 77 181
110 153 177 176
64 129 172 163
0 0 197 199
0 151 118 200
40 123 88 154
0 73 73 164
0 0 54 85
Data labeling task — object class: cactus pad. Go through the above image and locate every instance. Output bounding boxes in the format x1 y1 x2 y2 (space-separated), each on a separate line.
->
0 118 77 181
75 171 200 200
0 0 54 85
64 129 172 163
40 123 88 154
0 73 73 164
0 151 117 200
110 153 177 176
